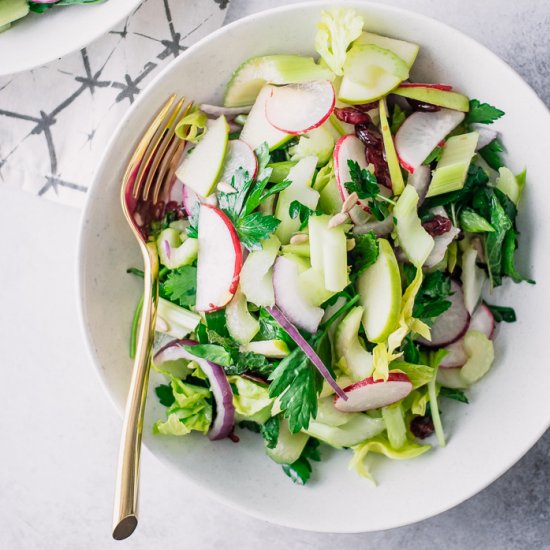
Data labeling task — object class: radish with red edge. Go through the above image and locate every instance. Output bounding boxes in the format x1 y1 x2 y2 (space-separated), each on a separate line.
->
399 83 453 91
333 134 370 224
417 280 470 348
440 304 495 368
334 373 413 412
195 204 242 312
181 184 201 215
272 256 324 333
265 80 335 135
218 139 258 185
406 164 431 205
154 339 235 440
395 109 465 173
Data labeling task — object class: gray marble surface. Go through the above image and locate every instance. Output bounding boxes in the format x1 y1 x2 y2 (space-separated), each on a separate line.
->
0 1 549 549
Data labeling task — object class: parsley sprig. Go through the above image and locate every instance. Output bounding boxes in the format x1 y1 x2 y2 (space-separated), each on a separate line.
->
344 160 395 221
465 99 505 125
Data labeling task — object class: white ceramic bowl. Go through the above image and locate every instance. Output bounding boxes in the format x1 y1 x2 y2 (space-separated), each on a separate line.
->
0 0 140 76
78 0 550 533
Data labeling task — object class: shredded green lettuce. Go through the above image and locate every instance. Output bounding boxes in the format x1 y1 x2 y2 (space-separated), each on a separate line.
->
228 376 273 424
314 8 364 75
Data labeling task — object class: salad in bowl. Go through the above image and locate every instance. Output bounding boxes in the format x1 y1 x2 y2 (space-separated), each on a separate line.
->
126 7 532 485
0 0 104 31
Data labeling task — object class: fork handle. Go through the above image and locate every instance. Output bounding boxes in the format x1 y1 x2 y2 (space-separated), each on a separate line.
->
112 241 159 540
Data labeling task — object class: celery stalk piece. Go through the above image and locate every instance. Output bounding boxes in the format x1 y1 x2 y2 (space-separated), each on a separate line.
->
266 418 309 464
304 415 385 449
281 243 310 258
393 87 470 112
225 288 260 345
379 98 405 195
496 167 525 205
427 132 479 197
268 161 296 184
224 55 333 108
381 403 407 450
156 298 201 339
354 31 419 68
394 185 434 266
156 228 198 269
275 156 319 244
460 240 486 314
298 267 336 307
308 214 348 292
289 124 336 166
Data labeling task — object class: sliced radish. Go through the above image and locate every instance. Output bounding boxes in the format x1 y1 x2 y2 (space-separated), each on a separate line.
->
395 109 465 173
181 184 201 215
218 139 258 185
469 303 495 338
406 164 431 205
333 134 370 224
154 339 234 440
399 83 453 91
334 373 413 412
473 125 498 150
265 80 335 135
195 204 242 312
440 304 495 368
417 280 470 348
272 256 324 333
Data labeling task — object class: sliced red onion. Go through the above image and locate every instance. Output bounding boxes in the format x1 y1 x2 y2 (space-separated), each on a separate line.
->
200 104 252 117
154 339 235 440
266 306 347 400
162 239 171 259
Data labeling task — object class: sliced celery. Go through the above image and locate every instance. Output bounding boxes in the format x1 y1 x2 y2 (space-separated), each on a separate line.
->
289 124 336 166
304 415 385 448
225 288 260 345
393 87 470 112
354 31 419 68
461 331 495 384
0 0 28 28
496 166 525 205
156 228 198 269
460 240 486 314
268 161 296 183
266 418 309 464
394 185 434 266
381 403 407 450
156 298 200 339
379 98 405 195
427 132 479 197
281 243 310 258
298 267 336 307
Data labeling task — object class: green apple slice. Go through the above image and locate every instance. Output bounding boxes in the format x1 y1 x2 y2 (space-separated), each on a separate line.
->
427 132 479 197
275 156 319 243
225 287 260 345
298 267 336 307
240 85 293 151
266 418 309 464
379 98 405 194
357 238 402 343
496 167 525 205
354 31 419 68
394 185 434 266
224 55 334 107
334 306 374 381
339 44 409 104
175 115 229 197
393 86 470 112
0 0 28 28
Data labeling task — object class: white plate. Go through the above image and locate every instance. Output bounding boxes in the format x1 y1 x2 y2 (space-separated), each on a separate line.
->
78 0 550 533
0 0 141 76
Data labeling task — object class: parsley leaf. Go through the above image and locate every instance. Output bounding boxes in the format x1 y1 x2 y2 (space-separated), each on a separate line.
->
223 351 275 376
155 384 175 407
412 271 453 324
344 160 391 221
238 420 261 433
501 229 535 285
289 200 322 231
390 104 406 134
479 138 505 170
260 416 280 449
183 344 233 367
459 208 495 233
268 347 321 433
484 303 516 323
466 99 505 125
423 146 444 165
349 231 379 276
217 167 255 220
235 212 280 251
186 204 199 238
439 387 469 404
162 266 197 307
257 308 292 344
282 439 321 485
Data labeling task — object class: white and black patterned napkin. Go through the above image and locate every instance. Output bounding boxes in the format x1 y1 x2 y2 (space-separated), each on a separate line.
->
0 0 229 207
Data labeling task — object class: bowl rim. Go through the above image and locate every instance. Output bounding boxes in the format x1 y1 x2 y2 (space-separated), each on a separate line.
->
76 0 550 533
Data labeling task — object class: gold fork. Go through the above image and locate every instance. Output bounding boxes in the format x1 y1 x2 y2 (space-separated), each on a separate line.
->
113 95 192 540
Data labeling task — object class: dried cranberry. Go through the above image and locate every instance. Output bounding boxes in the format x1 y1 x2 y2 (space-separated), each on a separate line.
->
355 124 392 189
423 215 452 236
410 415 435 439
228 432 240 443
407 98 441 112
334 107 371 125
352 101 379 112
355 124 382 147
152 200 166 220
